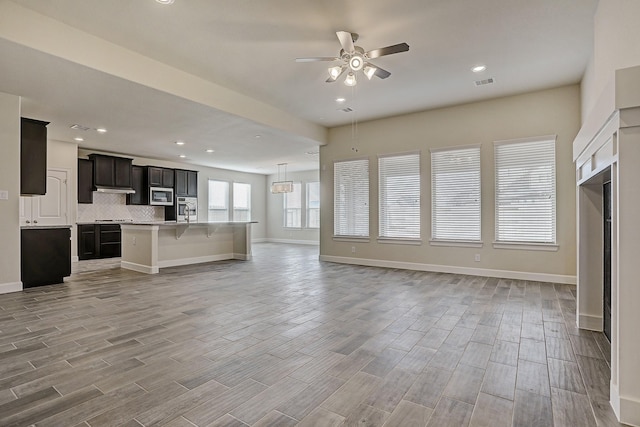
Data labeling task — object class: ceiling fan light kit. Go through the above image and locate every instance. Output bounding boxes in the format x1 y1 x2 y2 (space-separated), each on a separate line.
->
297 31 409 87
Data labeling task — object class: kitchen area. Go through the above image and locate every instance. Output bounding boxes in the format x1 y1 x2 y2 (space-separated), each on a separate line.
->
16 116 265 291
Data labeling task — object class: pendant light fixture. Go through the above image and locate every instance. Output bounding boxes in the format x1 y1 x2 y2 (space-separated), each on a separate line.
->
270 163 294 194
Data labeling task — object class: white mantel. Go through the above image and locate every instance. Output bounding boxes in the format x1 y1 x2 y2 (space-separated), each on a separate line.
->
573 65 640 426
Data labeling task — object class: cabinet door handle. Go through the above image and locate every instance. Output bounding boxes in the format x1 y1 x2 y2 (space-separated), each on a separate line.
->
33 220 38 224
26 220 31 224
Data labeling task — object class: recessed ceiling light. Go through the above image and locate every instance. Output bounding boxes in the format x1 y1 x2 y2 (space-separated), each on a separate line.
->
471 65 487 73
175 141 185 146
206 149 214 153
179 154 186 158
96 128 107 133
74 137 84 142
336 97 346 103
255 135 261 139
156 0 174 4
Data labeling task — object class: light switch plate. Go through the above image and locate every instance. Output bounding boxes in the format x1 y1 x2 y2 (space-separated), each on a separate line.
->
0 190 8 200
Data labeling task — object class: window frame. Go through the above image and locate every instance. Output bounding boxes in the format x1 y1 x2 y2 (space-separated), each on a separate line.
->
333 158 370 239
306 181 320 229
430 144 482 247
283 182 302 229
232 182 251 222
207 179 230 222
493 135 557 250
377 151 422 243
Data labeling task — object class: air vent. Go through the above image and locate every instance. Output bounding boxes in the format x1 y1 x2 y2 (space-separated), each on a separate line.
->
475 78 495 86
340 107 353 113
70 124 91 131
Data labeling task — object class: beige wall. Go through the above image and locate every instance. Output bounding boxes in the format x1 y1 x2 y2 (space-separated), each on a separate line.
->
320 85 581 281
581 0 640 121
78 149 267 240
0 92 21 292
266 169 319 244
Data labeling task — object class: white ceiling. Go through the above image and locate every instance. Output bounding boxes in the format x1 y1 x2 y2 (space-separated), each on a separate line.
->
0 0 598 174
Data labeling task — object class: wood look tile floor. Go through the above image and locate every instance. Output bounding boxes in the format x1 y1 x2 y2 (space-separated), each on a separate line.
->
0 243 623 426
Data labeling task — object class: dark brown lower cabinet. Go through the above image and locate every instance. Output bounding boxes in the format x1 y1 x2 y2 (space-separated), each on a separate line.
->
21 227 71 288
78 224 121 260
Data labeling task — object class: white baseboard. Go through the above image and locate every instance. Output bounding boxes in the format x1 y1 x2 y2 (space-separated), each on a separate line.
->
120 261 159 274
578 314 603 331
0 281 22 294
611 382 640 426
265 238 320 246
158 254 234 269
233 253 252 261
252 238 268 243
318 255 577 284
72 256 79 263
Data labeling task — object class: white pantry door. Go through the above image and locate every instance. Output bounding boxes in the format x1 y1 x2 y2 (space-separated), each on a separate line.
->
20 169 69 226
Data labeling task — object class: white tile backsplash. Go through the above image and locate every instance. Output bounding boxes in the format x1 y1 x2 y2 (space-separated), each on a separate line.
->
77 193 164 222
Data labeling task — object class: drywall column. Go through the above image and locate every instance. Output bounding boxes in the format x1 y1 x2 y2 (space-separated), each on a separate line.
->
0 92 21 294
611 125 640 424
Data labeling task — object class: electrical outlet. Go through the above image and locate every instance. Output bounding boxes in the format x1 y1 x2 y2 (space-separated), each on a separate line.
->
351 246 356 253
0 190 8 200
475 254 481 262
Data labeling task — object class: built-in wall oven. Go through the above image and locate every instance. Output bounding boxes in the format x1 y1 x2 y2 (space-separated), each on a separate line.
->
150 187 174 206
177 197 198 222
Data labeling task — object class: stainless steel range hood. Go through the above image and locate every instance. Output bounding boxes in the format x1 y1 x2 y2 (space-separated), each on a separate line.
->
94 186 136 194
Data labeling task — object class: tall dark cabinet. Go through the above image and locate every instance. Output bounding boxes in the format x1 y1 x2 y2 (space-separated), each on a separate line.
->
127 165 148 205
78 158 94 204
20 118 49 196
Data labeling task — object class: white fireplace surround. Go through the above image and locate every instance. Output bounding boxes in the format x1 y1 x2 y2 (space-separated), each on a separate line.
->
573 65 640 426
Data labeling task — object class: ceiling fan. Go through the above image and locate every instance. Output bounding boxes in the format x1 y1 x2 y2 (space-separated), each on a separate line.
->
296 31 409 86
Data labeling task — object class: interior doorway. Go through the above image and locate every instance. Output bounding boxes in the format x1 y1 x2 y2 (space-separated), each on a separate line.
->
603 180 611 342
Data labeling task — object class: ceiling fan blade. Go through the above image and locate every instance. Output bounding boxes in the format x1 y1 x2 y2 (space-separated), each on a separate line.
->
295 57 338 62
366 42 409 59
366 62 391 79
336 31 355 54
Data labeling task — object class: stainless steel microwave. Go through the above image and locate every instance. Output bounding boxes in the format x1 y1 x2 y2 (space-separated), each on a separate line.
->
149 187 174 206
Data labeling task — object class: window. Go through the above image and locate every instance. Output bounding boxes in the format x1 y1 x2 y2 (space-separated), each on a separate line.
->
306 181 320 228
334 159 369 237
284 182 302 228
208 180 229 221
431 146 481 241
233 182 251 221
495 136 556 244
378 153 421 239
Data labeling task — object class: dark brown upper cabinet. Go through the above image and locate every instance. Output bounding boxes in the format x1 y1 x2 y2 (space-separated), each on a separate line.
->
175 169 198 197
148 167 174 188
88 154 133 190
20 117 49 196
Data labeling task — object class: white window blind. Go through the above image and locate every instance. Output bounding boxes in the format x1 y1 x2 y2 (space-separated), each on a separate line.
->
334 159 369 237
495 137 556 243
379 153 420 239
232 182 251 221
431 146 481 241
208 180 229 221
284 182 302 228
306 181 320 229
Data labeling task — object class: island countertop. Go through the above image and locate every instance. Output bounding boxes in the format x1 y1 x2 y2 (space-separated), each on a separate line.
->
119 221 254 274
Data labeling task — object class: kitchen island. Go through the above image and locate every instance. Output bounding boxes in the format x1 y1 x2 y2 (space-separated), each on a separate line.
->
120 221 255 274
